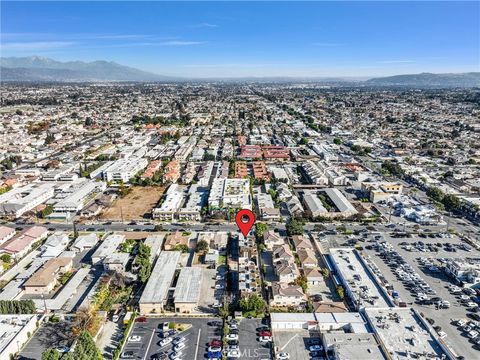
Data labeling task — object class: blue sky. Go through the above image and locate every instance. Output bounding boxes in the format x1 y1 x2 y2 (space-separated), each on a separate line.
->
1 1 479 78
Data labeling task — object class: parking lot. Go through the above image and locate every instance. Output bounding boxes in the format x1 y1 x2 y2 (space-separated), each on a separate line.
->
272 329 320 360
237 318 271 359
122 317 222 360
20 320 73 360
363 232 480 359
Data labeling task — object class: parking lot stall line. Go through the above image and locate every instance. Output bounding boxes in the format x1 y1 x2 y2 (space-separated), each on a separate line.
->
194 327 201 360
142 328 156 360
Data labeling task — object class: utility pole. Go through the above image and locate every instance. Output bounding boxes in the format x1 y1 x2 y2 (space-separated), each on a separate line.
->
446 212 451 233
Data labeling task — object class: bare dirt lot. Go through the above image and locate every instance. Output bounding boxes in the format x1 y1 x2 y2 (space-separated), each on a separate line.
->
101 186 164 220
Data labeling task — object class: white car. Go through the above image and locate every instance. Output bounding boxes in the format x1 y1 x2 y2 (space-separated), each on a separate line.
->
169 352 182 360
468 330 479 339
227 350 240 358
259 336 272 342
438 331 447 339
208 346 222 352
215 284 224 290
309 345 323 352
226 333 239 341
211 302 222 308
128 335 141 342
276 353 290 360
466 302 477 308
159 337 173 347
172 337 186 345
174 342 186 352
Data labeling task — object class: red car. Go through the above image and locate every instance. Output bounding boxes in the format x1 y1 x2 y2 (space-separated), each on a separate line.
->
258 330 271 337
209 339 222 347
135 316 147 323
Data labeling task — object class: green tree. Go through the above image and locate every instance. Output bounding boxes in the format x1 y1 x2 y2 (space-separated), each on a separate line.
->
195 240 209 253
42 348 60 360
426 186 444 203
135 243 152 283
0 300 36 314
239 294 266 317
255 222 268 238
45 133 55 145
174 244 189 253
333 138 342 145
443 194 462 212
286 218 304 236
71 331 102 360
0 254 11 264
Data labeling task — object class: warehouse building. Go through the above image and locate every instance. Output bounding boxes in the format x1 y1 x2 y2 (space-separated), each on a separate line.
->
329 248 391 310
363 307 453 360
0 315 38 360
173 267 203 313
139 251 181 314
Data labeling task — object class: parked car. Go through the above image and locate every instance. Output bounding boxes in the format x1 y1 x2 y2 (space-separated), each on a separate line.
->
128 335 141 342
121 351 135 359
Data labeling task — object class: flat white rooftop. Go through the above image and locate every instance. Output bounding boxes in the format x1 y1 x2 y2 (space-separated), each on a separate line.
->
364 307 446 360
330 248 390 309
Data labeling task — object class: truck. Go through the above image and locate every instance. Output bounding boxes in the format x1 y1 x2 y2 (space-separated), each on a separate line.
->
123 311 133 327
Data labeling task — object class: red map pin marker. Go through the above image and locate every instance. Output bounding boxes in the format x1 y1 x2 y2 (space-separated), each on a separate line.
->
235 209 255 237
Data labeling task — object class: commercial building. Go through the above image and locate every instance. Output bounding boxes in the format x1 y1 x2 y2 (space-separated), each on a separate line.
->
329 248 391 310
0 315 38 360
173 267 203 313
363 307 451 360
139 251 181 314
322 333 385 360
362 182 404 203
270 312 367 331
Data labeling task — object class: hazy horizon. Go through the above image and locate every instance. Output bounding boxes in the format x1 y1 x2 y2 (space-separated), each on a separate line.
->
1 1 479 78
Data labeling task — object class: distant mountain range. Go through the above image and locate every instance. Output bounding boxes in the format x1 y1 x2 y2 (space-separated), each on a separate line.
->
0 56 178 82
365 72 480 87
1 56 479 87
